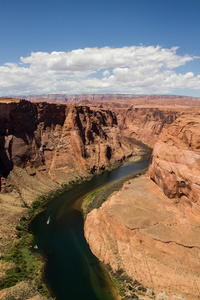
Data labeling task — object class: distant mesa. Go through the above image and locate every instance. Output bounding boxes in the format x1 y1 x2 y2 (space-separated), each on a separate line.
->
4 93 200 106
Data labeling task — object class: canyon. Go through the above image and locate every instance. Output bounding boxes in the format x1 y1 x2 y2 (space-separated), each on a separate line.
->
85 109 200 299
0 97 145 299
0 95 200 299
0 97 144 250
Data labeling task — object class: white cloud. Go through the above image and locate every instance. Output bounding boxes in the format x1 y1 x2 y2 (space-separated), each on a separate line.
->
0 45 200 96
103 69 110 77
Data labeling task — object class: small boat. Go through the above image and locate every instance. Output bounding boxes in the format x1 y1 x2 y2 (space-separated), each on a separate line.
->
47 216 50 224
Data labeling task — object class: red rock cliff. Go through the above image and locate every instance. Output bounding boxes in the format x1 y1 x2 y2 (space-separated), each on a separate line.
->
148 113 200 207
0 98 146 258
0 99 142 195
77 100 184 147
85 174 200 299
85 111 200 299
115 106 181 147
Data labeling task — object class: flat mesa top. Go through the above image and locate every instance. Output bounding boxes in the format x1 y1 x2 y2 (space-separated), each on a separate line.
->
0 97 21 103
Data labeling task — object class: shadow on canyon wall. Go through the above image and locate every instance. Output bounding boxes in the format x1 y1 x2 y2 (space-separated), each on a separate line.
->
0 135 13 190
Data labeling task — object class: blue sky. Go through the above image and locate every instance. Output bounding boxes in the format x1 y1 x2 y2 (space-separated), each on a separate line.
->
0 0 200 96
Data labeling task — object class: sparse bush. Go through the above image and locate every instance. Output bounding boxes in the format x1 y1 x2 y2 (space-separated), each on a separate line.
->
85 170 146 215
138 285 147 292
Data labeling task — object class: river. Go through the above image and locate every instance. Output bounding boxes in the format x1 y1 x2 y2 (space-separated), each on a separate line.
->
29 158 150 300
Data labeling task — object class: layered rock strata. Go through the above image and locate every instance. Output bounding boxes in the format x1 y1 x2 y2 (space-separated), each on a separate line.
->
0 98 144 273
78 100 188 147
85 175 200 299
148 113 200 208
115 106 180 147
85 112 200 299
0 99 141 197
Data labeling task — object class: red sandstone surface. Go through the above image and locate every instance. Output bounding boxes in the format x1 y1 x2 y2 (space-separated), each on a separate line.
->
0 98 144 239
149 113 200 202
85 175 200 299
0 97 146 300
77 98 199 147
85 110 200 299
1 96 200 299
0 99 141 195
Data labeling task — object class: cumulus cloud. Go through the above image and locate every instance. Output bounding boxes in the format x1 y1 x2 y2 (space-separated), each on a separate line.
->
0 45 200 95
103 69 110 77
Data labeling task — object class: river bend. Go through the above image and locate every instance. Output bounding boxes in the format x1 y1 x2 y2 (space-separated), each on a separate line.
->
30 159 149 300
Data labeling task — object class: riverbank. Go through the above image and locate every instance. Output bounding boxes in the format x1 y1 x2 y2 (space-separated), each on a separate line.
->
0 170 98 296
82 146 152 217
0 173 91 298
82 168 148 216
82 169 155 300
84 168 200 299
0 151 151 299
0 189 63 298
28 159 151 300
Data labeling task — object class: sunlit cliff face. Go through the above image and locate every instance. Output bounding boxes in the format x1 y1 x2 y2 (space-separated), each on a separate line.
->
0 98 142 194
85 111 200 299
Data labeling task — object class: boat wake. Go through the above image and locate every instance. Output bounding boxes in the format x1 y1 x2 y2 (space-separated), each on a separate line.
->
47 216 50 224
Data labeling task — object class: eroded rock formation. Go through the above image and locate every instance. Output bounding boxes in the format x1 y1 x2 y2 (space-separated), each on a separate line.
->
0 99 142 195
115 106 180 147
0 98 145 261
85 112 200 299
1 97 200 299
148 113 200 206
77 100 192 147
85 176 200 299
0 98 147 299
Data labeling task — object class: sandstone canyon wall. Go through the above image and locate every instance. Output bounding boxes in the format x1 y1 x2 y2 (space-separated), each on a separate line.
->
85 112 200 299
0 98 148 299
1 96 200 299
19 93 198 148
148 113 200 205
77 100 193 147
115 106 181 147
0 98 142 197
0 98 145 258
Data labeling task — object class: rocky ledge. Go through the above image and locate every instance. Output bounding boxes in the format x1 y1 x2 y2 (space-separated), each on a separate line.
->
85 112 200 299
85 175 200 299
149 112 200 208
116 106 180 147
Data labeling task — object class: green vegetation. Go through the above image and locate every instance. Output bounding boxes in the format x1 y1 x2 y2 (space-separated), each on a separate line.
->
84 169 147 216
0 207 52 296
105 265 154 300
0 174 92 295
0 235 50 297
0 147 150 298
0 189 66 295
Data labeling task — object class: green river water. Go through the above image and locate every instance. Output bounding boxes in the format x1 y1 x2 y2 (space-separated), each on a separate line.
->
29 159 150 300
